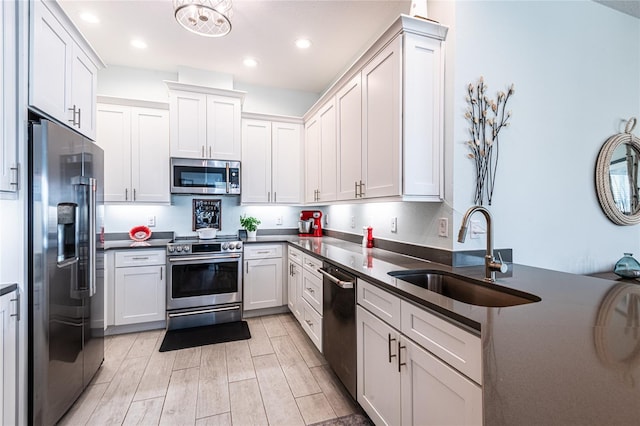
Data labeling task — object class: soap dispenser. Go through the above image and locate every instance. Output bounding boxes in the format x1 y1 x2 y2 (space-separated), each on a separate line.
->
614 253 640 278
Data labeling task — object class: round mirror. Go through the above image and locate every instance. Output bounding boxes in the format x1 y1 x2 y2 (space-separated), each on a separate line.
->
596 118 640 225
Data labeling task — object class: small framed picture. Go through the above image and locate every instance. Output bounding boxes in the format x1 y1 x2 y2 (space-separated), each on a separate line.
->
192 199 221 230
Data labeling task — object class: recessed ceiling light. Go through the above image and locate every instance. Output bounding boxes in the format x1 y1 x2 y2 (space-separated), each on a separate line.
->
243 58 258 68
295 38 312 49
80 12 100 24
130 39 147 49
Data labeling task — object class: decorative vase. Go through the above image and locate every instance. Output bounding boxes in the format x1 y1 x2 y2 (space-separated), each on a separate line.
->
247 230 257 239
614 253 640 278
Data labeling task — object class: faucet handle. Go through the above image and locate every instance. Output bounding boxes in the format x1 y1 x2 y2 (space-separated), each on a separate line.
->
496 251 508 274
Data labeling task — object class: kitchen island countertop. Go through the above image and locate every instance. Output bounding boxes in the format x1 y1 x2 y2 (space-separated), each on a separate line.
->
245 234 640 425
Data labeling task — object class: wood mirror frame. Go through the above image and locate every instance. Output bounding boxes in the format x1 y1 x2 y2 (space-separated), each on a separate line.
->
596 118 640 226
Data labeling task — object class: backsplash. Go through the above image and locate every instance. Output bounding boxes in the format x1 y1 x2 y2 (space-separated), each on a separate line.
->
104 196 305 237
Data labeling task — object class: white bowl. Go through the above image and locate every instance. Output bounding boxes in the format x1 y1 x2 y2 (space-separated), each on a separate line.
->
197 228 217 239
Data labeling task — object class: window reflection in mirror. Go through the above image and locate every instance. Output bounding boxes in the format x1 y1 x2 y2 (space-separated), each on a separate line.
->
610 143 640 216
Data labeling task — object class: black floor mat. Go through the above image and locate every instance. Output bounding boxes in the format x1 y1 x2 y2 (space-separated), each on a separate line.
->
159 321 251 352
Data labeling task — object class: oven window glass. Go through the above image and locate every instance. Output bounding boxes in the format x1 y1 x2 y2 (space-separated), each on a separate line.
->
174 166 226 188
171 261 238 298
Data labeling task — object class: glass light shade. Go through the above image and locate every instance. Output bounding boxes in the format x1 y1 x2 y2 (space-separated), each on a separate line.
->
174 0 233 37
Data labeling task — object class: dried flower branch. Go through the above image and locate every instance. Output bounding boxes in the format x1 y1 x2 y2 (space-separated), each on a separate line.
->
465 76 514 205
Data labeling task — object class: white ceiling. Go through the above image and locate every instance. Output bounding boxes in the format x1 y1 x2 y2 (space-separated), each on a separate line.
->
58 0 411 93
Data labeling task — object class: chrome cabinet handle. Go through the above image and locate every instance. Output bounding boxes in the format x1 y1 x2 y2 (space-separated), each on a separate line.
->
388 334 396 363
10 293 20 320
160 266 163 281
125 188 128 201
355 181 359 198
398 341 406 372
274 192 277 203
133 188 137 201
360 180 365 197
305 319 313 326
10 165 18 188
202 146 205 157
225 162 230 193
68 105 80 127
209 146 212 158
306 287 315 293
268 192 271 203
77 107 82 128
131 256 150 261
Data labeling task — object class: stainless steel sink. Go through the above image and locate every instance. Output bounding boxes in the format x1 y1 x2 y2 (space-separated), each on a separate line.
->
388 270 541 307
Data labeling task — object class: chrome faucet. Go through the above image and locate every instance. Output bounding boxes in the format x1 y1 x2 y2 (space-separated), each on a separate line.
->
457 206 508 282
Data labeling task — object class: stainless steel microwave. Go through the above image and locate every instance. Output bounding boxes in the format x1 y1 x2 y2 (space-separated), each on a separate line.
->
170 158 241 195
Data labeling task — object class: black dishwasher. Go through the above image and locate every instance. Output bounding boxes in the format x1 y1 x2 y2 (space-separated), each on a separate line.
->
319 262 357 400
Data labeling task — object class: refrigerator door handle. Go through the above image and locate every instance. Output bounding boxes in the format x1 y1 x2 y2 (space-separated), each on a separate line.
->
88 177 97 297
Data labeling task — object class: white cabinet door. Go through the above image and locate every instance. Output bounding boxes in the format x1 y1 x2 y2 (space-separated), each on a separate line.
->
169 90 207 158
319 100 337 202
96 104 131 202
362 36 402 199
0 291 17 426
70 45 97 140
287 258 303 321
206 95 241 160
304 116 321 203
272 122 302 204
357 306 402 426
336 74 362 201
241 119 272 203
131 107 170 203
244 258 283 310
115 265 166 325
97 103 170 204
30 0 72 124
0 0 17 192
401 338 483 426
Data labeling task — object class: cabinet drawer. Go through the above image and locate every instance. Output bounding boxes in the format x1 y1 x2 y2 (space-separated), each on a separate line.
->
357 278 401 330
288 246 303 264
115 249 166 267
244 244 283 260
302 271 323 314
301 299 322 352
401 300 482 384
302 253 322 278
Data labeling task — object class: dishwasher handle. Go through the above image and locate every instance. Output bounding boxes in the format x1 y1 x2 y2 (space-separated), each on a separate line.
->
318 268 354 289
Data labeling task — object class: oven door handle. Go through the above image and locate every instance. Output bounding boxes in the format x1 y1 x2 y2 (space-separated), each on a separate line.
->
168 254 242 262
167 305 240 318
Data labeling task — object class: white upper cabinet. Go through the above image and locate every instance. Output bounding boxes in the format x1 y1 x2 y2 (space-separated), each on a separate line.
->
336 74 362 200
96 99 170 204
305 100 336 203
242 115 303 204
167 82 244 161
304 16 447 202
0 0 18 193
30 0 103 140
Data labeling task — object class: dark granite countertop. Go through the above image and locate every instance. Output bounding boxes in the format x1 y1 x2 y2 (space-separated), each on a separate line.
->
0 283 17 297
246 235 640 425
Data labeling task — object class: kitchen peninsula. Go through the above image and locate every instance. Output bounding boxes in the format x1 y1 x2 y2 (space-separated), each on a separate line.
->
243 234 640 425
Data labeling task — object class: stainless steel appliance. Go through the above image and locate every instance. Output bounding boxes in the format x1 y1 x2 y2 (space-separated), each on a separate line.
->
28 118 105 425
319 262 357 399
166 236 243 329
170 157 240 195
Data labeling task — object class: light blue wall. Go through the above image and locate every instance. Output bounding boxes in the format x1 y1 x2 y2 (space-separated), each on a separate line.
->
449 0 640 273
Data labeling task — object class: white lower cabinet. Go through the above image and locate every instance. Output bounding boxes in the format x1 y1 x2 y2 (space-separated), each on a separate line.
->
357 280 483 426
114 250 166 325
0 288 17 426
243 244 284 311
287 247 303 321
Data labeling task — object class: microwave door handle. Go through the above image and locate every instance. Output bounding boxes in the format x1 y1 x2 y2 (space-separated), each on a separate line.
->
226 162 230 194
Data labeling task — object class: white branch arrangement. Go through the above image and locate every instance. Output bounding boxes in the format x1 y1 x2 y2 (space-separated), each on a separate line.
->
465 76 515 206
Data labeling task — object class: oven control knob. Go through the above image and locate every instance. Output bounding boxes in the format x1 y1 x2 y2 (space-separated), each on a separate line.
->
167 246 175 253
176 246 183 252
222 242 229 250
183 245 190 252
236 242 242 250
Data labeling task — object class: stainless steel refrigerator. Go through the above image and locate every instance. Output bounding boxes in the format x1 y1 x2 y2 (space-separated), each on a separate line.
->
28 117 105 425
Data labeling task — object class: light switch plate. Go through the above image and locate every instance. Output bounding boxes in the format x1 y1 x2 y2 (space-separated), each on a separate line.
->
391 217 397 233
147 215 156 227
351 216 356 228
276 216 283 225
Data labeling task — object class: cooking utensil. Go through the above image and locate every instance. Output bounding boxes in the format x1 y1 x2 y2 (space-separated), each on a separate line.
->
197 228 217 239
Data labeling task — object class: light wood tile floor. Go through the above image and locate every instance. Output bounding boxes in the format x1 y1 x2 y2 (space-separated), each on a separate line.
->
60 313 361 426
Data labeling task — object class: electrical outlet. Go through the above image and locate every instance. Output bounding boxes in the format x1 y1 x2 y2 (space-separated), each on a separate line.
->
438 218 448 237
324 214 329 225
147 215 156 227
391 217 397 233
470 219 485 239
276 216 283 225
351 216 356 228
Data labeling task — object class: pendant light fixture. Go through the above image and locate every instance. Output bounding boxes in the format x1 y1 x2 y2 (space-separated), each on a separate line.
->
174 0 233 37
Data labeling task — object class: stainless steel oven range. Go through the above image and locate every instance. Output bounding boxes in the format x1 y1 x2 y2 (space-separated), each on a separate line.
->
166 236 243 330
